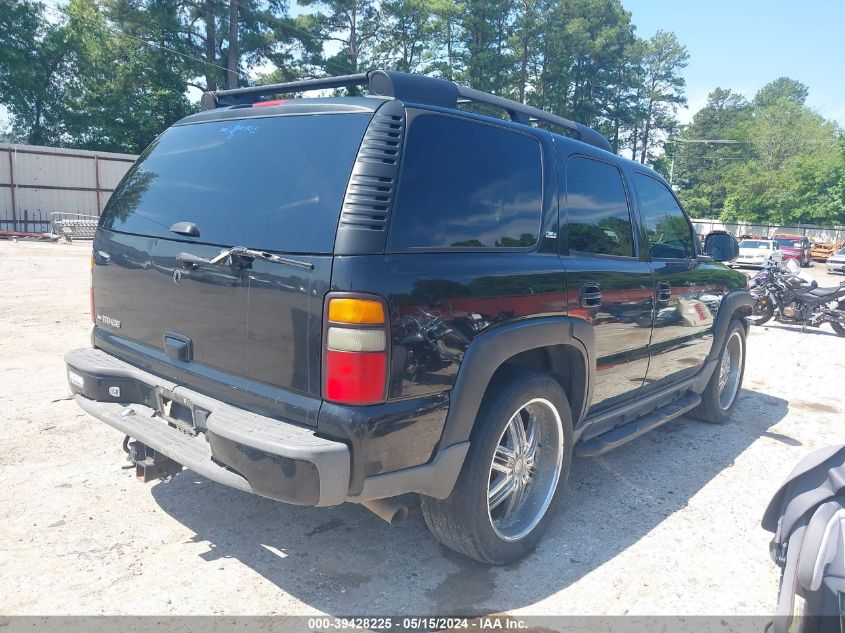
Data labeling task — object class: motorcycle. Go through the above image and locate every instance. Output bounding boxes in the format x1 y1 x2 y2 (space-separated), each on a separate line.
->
748 261 845 335
749 262 813 325
763 445 845 633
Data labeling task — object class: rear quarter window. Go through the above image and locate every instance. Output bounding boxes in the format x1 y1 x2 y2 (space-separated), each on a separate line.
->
387 114 543 250
100 113 371 253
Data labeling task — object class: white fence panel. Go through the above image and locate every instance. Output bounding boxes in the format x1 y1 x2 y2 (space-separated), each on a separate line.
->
15 152 96 189
98 159 132 189
0 143 138 234
692 218 845 244
16 188 98 215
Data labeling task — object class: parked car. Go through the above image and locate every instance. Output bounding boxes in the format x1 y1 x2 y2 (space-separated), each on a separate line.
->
774 234 812 267
64 70 752 565
827 247 845 274
734 238 783 268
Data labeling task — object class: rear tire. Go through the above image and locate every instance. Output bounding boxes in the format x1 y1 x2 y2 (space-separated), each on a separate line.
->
691 319 746 424
420 370 573 565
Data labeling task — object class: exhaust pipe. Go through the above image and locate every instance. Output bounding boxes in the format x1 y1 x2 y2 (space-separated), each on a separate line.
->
361 498 408 525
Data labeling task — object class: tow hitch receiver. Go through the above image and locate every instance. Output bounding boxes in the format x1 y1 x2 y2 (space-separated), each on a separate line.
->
124 437 183 482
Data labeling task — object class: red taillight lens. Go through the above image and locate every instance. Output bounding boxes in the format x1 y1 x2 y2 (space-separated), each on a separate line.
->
323 294 389 405
325 350 387 404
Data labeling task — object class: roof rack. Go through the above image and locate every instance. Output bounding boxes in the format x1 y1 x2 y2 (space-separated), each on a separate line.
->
202 70 612 152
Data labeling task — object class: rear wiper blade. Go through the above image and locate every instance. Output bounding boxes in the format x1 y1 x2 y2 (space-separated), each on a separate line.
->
177 246 314 270
231 247 315 270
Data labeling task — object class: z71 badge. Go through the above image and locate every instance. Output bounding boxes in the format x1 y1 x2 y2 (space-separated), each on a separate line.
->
95 314 121 328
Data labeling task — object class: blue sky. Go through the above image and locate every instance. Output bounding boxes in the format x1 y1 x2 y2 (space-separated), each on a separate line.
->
621 0 845 126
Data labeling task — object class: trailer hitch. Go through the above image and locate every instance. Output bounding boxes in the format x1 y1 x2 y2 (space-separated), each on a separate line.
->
124 437 183 482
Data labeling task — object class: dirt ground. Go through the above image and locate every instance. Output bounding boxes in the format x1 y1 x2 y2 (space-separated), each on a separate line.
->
1 240 844 619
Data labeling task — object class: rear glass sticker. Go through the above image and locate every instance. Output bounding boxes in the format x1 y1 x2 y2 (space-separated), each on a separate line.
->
218 120 258 139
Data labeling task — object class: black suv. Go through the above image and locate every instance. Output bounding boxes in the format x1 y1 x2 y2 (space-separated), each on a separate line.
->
65 71 751 565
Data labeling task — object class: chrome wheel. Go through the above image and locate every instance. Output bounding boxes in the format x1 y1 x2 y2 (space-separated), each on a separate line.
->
487 398 564 542
718 330 743 409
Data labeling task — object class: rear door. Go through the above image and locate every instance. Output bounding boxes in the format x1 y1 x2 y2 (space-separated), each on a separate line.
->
94 111 372 421
556 148 654 414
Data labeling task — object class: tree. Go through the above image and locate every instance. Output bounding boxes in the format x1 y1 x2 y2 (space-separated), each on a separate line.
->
753 76 809 109
509 0 543 103
710 79 845 226
748 79 828 172
173 0 316 91
460 0 514 94
370 0 436 73
0 0 75 145
298 0 380 76
427 0 463 80
630 30 688 164
604 33 643 153
62 0 194 153
672 88 752 217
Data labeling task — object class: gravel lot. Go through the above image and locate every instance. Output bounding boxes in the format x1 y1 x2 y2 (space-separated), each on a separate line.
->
1 240 844 619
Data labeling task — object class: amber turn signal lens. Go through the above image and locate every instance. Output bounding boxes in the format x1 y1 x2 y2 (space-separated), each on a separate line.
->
328 298 384 324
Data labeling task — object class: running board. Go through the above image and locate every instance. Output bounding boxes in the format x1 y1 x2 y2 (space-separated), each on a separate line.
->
575 394 701 457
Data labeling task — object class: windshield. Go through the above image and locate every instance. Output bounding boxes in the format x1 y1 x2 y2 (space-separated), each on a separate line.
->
100 113 371 253
775 237 803 248
739 240 770 249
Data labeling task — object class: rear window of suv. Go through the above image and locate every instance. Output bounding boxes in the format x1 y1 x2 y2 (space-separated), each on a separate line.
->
387 114 543 250
100 113 371 253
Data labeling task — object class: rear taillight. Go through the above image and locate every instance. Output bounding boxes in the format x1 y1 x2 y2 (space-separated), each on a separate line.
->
89 253 95 323
323 295 389 405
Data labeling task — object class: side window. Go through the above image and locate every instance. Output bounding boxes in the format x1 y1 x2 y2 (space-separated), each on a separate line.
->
634 173 695 259
564 156 635 257
387 115 542 250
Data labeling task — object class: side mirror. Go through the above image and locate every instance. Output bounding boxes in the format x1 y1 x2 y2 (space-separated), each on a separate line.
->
704 233 739 261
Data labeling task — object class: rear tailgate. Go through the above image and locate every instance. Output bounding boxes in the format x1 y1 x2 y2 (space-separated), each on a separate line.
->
93 110 373 425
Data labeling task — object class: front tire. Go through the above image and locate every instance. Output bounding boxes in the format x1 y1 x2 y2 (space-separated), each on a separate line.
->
832 301 845 337
420 370 573 565
751 295 774 325
691 319 747 424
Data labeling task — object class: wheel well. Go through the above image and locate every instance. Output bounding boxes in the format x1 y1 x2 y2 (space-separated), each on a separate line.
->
487 345 588 423
734 305 753 333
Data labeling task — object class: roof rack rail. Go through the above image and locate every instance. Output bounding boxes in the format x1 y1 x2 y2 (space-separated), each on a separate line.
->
202 70 612 152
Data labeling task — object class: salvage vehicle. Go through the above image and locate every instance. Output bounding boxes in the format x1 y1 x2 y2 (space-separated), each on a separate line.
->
774 234 813 268
65 70 752 564
734 238 783 269
826 247 845 274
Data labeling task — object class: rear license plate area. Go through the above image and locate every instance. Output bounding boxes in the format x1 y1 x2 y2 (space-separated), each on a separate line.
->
155 387 196 435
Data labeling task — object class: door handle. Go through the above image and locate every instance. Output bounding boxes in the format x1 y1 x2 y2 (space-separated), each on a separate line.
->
579 282 602 308
656 281 672 303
